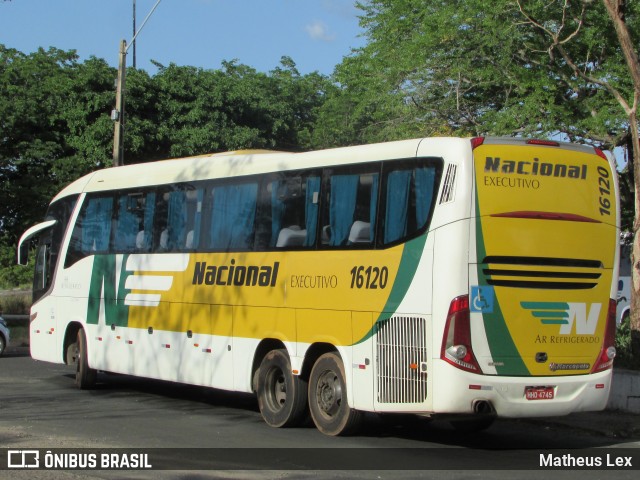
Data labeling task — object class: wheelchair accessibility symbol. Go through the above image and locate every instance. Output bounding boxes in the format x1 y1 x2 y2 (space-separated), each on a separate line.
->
470 286 494 313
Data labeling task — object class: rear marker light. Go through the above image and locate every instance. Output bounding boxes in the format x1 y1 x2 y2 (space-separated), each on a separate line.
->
596 384 605 389
594 148 608 161
471 137 485 149
526 139 560 147
469 385 493 391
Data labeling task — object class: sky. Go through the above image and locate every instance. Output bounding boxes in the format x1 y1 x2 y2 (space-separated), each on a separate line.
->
0 0 366 75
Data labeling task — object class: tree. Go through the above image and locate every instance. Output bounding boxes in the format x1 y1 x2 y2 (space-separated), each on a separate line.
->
0 46 333 288
515 0 640 356
320 1 634 148
322 1 639 348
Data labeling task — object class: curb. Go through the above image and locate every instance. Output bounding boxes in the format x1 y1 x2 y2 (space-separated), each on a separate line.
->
609 369 640 414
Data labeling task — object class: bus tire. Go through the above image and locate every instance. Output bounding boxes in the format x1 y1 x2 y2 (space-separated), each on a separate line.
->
256 349 308 428
308 352 362 436
75 328 96 390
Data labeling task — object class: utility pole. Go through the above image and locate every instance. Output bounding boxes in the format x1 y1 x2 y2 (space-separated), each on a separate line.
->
112 39 127 167
111 0 162 167
132 0 137 69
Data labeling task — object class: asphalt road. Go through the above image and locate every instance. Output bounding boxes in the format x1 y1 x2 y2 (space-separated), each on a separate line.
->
0 347 639 480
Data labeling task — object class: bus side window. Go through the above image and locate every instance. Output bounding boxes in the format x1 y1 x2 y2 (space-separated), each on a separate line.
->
207 182 258 251
269 174 320 248
65 195 114 267
382 163 437 245
322 170 378 248
155 186 203 252
115 191 156 252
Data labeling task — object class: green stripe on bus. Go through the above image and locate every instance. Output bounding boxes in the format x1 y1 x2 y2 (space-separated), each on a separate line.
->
355 234 428 344
475 192 530 376
521 301 569 310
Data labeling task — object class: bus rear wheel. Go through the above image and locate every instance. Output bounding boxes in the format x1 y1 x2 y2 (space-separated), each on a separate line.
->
308 352 362 436
75 328 97 389
256 349 308 428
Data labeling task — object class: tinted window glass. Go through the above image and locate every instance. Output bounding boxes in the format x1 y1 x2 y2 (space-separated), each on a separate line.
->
382 161 439 245
322 169 379 247
268 173 321 248
207 181 258 251
156 186 203 252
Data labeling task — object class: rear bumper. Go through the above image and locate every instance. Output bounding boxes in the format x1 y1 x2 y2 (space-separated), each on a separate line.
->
432 360 612 418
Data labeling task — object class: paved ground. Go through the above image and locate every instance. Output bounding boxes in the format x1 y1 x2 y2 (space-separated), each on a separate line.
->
3 344 640 442
524 409 640 440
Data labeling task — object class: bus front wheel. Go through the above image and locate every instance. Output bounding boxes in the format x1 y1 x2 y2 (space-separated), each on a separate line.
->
256 349 308 428
308 352 362 436
75 329 97 389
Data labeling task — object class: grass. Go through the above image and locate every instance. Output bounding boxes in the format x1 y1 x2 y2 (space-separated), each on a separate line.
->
0 290 31 315
1 289 31 347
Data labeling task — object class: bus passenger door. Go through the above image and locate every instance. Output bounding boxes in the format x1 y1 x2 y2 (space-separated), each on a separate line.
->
29 228 60 363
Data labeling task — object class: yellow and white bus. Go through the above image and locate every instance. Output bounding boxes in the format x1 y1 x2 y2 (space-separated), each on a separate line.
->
18 137 619 435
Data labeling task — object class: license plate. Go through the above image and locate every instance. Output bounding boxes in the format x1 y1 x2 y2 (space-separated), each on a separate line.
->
525 386 555 400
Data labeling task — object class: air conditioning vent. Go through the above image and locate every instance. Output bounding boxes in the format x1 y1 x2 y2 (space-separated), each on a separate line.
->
438 164 457 204
481 256 602 290
376 316 428 404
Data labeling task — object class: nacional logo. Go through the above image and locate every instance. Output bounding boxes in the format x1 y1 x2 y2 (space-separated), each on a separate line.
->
520 301 601 335
86 253 190 326
484 157 587 180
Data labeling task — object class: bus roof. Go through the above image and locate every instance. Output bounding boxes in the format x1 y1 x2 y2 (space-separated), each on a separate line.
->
50 136 607 204
52 138 431 203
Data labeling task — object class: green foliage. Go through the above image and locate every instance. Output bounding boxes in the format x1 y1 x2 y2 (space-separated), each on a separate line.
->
315 0 639 149
0 239 32 289
615 315 640 370
0 46 333 288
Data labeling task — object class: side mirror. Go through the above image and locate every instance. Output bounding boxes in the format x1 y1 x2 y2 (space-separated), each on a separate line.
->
17 241 30 266
17 220 57 266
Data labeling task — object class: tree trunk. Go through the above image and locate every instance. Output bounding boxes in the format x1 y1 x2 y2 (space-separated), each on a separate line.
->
630 110 640 356
602 0 640 357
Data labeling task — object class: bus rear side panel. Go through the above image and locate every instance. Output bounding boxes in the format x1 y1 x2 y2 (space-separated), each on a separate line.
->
470 140 618 379
430 139 618 418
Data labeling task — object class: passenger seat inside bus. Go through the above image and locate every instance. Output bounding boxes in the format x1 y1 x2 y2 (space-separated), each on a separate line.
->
348 221 371 244
276 226 306 247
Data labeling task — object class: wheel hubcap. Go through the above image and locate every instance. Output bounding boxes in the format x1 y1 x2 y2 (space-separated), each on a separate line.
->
266 367 287 411
316 370 341 417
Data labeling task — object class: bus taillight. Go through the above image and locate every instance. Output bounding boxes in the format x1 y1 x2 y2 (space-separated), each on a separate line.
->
441 295 481 373
591 299 617 373
471 137 485 149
